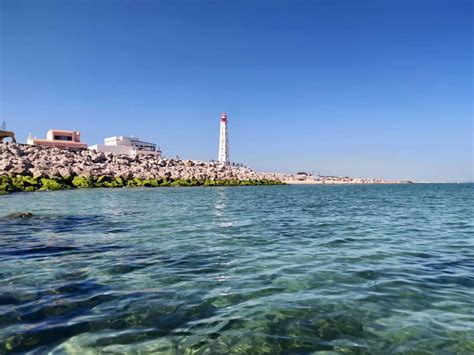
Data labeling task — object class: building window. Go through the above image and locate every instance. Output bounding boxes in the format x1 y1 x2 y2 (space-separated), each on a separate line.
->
54 135 73 141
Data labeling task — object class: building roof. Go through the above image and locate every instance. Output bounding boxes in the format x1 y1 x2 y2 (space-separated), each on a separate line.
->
48 129 80 133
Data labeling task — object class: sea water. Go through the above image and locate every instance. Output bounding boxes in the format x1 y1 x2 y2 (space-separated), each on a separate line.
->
0 184 473 353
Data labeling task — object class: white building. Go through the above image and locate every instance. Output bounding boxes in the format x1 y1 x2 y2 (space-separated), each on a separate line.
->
89 136 162 156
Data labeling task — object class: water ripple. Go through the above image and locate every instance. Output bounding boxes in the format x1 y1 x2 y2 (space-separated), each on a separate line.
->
0 184 473 353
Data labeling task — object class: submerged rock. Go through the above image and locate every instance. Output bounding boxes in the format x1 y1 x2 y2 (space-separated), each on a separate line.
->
5 212 33 219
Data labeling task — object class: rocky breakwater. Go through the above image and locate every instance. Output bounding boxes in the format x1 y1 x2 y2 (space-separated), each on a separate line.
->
0 143 283 194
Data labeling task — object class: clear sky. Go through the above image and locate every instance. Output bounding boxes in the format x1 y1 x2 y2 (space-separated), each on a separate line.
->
1 0 472 182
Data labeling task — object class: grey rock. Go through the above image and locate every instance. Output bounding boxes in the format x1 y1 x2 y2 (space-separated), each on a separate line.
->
5 212 33 219
0 143 292 183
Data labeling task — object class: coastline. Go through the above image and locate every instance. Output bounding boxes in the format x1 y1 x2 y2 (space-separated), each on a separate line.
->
0 143 287 194
0 143 411 194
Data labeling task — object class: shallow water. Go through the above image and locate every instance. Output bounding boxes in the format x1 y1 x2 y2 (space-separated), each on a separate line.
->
0 184 473 353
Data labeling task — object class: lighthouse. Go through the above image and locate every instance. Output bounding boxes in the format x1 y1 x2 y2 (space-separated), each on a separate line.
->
218 112 229 165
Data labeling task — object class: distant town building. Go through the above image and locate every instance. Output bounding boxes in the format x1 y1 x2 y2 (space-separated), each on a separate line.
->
27 130 87 149
218 113 229 165
0 131 16 143
89 136 162 156
295 172 313 181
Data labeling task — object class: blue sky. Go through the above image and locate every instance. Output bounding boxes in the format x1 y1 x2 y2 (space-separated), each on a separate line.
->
1 0 472 182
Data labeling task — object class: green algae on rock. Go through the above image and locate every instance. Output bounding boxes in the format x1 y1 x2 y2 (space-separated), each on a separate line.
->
39 178 61 191
72 176 95 188
0 175 284 194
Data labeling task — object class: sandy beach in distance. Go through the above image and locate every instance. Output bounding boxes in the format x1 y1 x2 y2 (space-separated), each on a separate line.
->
284 180 410 185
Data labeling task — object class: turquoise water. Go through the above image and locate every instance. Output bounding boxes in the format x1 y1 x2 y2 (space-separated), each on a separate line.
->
0 184 473 353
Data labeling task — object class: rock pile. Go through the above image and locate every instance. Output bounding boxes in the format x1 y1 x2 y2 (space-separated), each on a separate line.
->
0 143 287 193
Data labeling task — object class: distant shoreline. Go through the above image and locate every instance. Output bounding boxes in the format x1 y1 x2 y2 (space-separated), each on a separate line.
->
284 180 413 185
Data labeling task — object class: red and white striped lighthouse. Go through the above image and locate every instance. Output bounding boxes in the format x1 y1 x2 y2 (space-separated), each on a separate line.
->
218 113 229 165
